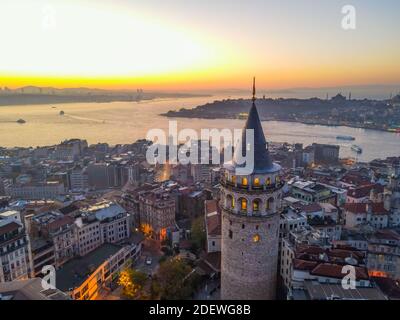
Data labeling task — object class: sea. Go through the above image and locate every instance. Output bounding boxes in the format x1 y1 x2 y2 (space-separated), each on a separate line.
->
0 93 399 162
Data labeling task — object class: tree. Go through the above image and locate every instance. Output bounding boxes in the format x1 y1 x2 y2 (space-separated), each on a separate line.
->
152 259 195 300
118 268 147 299
190 216 206 254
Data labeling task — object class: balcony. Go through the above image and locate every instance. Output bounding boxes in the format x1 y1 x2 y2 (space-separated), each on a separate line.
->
220 179 284 194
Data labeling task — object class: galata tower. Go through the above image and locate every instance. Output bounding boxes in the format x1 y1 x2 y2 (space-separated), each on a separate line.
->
220 78 283 300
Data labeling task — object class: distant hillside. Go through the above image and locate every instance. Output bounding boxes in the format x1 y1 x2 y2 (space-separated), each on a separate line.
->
0 86 209 106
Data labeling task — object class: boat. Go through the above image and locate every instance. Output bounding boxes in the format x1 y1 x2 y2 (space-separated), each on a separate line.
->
59 110 65 116
351 145 362 154
336 135 355 141
16 119 26 124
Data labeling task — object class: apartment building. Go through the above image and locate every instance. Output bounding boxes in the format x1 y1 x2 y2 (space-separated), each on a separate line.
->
0 220 31 283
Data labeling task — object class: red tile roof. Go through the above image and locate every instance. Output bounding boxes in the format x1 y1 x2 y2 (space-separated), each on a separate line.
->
47 216 74 232
205 200 218 214
298 203 323 214
311 263 369 280
0 222 20 236
347 184 384 199
204 252 221 272
344 203 388 215
293 259 318 271
205 200 221 237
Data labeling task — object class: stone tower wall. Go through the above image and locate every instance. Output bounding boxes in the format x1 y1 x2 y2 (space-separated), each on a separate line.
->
221 209 280 300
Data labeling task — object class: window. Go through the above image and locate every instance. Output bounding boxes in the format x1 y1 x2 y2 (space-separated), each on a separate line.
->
266 177 271 186
240 198 248 212
253 199 260 212
232 176 237 184
227 195 235 209
266 197 274 210
242 177 248 186
253 178 260 187
253 234 261 243
229 230 233 239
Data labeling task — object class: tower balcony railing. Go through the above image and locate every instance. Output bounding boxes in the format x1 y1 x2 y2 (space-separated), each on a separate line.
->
220 179 285 194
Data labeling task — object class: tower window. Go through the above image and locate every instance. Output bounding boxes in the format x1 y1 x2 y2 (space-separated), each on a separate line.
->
242 224 245 229
240 198 248 212
253 199 260 212
253 234 261 243
229 230 233 239
242 177 248 186
266 197 274 210
266 177 271 186
253 178 260 187
227 195 234 209
232 176 237 184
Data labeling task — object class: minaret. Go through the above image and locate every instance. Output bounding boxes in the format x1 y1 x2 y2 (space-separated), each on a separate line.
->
220 78 283 300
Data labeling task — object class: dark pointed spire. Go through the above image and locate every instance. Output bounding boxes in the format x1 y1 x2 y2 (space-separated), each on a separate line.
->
252 77 256 103
233 78 275 173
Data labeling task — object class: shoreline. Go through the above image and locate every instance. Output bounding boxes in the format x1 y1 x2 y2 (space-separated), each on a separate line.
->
161 113 399 135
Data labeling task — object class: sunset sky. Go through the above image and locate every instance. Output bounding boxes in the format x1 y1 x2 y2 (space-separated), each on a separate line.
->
1 0 400 91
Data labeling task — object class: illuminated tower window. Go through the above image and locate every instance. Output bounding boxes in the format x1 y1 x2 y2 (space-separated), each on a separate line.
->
242 177 248 186
232 176 237 184
253 234 261 243
240 198 248 212
253 178 260 187
253 199 260 211
276 176 280 185
266 177 271 186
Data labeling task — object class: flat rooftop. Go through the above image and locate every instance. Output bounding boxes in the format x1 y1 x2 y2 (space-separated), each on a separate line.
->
302 281 387 300
56 243 122 292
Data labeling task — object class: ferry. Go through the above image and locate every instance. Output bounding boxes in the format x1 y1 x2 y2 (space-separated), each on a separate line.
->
238 113 248 120
336 135 355 141
16 119 26 124
387 127 400 133
351 145 363 154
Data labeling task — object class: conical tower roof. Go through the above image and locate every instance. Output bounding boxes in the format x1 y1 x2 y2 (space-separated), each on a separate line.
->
231 78 278 174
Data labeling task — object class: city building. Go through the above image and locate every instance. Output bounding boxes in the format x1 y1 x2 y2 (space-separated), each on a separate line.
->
290 180 336 205
0 219 31 283
344 202 389 229
5 182 65 200
137 187 176 240
57 240 142 300
367 229 400 279
0 278 70 300
312 143 340 164
205 200 221 253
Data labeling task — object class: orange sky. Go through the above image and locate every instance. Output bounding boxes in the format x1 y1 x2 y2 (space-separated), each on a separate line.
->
1 0 399 91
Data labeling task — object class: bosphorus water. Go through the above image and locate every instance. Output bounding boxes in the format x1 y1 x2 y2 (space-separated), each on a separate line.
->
0 95 399 162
